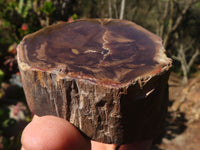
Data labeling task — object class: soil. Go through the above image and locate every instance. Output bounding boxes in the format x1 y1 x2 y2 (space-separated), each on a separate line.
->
151 72 200 150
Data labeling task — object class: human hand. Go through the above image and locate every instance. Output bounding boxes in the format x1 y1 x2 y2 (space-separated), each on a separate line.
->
21 115 152 150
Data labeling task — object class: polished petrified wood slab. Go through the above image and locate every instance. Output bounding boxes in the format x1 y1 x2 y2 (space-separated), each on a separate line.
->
17 19 172 144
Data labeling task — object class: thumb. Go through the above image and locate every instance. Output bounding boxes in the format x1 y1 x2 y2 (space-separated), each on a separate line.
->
21 115 91 150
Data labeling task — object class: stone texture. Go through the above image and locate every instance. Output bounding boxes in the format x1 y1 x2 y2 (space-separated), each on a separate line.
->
17 19 172 144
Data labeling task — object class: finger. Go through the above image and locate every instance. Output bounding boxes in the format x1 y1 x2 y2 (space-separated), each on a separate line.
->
119 139 153 150
21 147 25 150
91 139 152 150
21 115 91 150
91 140 117 150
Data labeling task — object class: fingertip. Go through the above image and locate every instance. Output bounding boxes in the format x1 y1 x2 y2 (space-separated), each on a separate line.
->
21 115 90 150
119 139 153 150
91 141 117 150
21 147 25 150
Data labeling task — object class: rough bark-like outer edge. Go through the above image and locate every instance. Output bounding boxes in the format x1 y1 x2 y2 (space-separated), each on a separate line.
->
18 63 171 144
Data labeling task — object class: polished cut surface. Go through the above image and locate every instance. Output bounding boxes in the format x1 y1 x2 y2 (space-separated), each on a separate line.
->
18 18 170 87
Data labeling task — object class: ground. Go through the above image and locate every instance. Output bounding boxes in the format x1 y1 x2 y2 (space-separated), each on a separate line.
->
151 72 200 150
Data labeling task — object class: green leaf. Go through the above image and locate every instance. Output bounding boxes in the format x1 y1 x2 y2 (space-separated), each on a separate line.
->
72 13 78 20
2 119 16 128
41 1 55 15
17 0 24 14
22 0 32 18
0 69 4 83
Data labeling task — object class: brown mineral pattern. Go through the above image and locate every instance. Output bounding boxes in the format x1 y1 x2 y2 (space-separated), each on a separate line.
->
17 19 172 144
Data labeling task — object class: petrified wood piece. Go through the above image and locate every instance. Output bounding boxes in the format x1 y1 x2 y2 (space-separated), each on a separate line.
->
17 19 172 144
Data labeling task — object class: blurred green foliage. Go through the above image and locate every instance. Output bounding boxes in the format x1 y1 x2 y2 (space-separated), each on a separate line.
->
0 107 19 150
40 1 55 16
0 1 78 149
0 70 4 84
17 0 32 18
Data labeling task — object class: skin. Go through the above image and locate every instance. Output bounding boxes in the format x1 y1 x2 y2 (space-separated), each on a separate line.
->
21 115 153 150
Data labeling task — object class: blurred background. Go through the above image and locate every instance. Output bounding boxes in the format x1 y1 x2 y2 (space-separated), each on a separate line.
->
0 0 200 149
